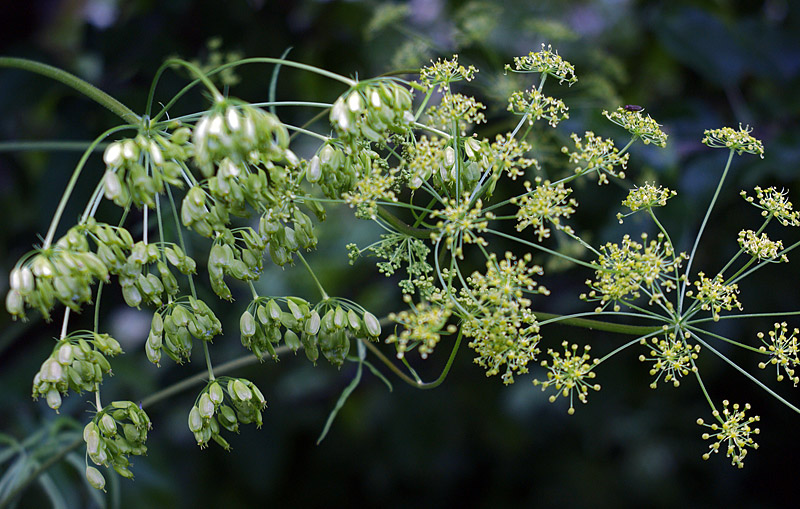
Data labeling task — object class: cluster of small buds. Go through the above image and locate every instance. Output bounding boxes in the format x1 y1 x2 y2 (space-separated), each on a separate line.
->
603 107 668 147
418 55 478 91
619 183 676 221
193 99 292 176
330 80 415 146
147 298 222 365
639 333 700 388
84 401 151 487
462 252 546 384
697 400 760 468
513 178 577 241
533 341 599 414
507 88 569 127
686 272 742 321
737 230 788 262
430 195 493 258
342 163 399 220
741 186 800 227
32 332 121 412
562 131 629 185
582 233 684 312
425 93 486 134
187 378 267 450
6 225 110 321
505 44 578 85
757 322 800 385
702 125 764 158
386 296 455 359
352 233 432 295
102 129 190 208
240 297 381 368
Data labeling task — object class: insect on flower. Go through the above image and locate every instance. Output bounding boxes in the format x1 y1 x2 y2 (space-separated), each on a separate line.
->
624 104 644 112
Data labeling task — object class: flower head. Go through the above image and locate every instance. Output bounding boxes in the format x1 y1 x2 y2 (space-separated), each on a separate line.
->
639 333 700 388
386 297 456 359
419 55 478 91
562 131 629 185
737 230 788 262
757 322 800 385
697 400 760 468
506 44 577 85
686 272 742 321
507 88 569 128
603 107 668 147
533 341 599 414
619 183 676 222
702 125 764 158
513 178 577 241
741 186 799 226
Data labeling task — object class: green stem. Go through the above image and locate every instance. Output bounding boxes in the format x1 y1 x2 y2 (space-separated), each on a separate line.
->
0 141 109 152
163 58 224 102
296 252 329 300
377 206 431 240
0 57 140 124
533 311 663 336
202 342 215 381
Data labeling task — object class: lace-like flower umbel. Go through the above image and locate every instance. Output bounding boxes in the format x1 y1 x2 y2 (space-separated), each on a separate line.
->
506 44 577 85
639 333 700 388
507 88 569 128
702 125 764 158
562 131 629 185
431 195 494 258
419 55 478 91
757 322 800 385
686 272 742 321
697 401 760 468
461 252 547 384
386 297 456 359
619 183 676 222
603 107 668 147
741 186 800 227
737 230 788 262
533 342 599 414
513 179 577 241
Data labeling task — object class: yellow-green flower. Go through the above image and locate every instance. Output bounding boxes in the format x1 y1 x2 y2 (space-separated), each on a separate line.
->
506 44 577 85
702 125 764 158
603 107 668 147
757 322 800 385
697 400 760 468
533 341 599 414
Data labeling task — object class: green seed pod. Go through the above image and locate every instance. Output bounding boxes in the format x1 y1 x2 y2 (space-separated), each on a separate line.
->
279 311 298 330
113 464 134 480
198 392 215 419
41 358 63 383
333 306 347 329
304 310 321 335
218 405 238 432
171 305 191 327
256 303 270 325
99 413 117 437
240 310 256 338
286 298 306 321
86 466 106 491
267 300 282 321
301 332 319 364
307 155 322 183
121 284 142 308
208 382 224 405
321 309 335 334
346 309 361 331
46 388 62 411
5 289 24 318
188 406 203 433
232 379 252 402
145 341 161 366
363 311 381 337
284 329 302 352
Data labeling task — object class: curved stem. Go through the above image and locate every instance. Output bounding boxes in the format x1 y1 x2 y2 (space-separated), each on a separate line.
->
296 252 329 300
377 206 431 240
0 57 140 125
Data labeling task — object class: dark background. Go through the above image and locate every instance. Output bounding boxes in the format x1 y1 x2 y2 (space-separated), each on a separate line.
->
2 1 800 507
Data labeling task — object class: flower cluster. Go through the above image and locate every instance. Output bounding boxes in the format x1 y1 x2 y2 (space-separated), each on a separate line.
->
533 342 599 414
188 378 267 450
513 179 577 241
507 88 569 127
431 195 493 257
506 44 577 85
425 93 486 134
84 401 151 487
620 183 676 216
386 296 455 359
603 107 668 147
330 80 415 145
461 252 547 384
419 55 478 91
102 130 189 208
702 125 764 158
403 136 449 190
562 131 629 185
582 233 684 312
32 332 122 411
193 99 293 176
639 333 700 388
741 186 800 227
342 163 399 220
737 230 787 262
686 272 742 321
697 401 760 468
757 322 800 385
351 233 432 295
146 298 222 365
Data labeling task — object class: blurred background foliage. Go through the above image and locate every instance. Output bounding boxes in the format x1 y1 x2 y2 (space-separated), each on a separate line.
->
1 0 799 507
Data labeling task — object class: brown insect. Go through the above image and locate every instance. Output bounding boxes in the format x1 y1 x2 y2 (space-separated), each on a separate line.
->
623 104 644 112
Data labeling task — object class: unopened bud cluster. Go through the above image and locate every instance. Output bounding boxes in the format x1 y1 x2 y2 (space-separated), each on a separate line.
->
188 378 266 449
32 332 122 412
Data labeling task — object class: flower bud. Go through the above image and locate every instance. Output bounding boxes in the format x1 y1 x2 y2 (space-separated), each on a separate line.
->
5 289 24 317
103 141 123 167
46 388 62 411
